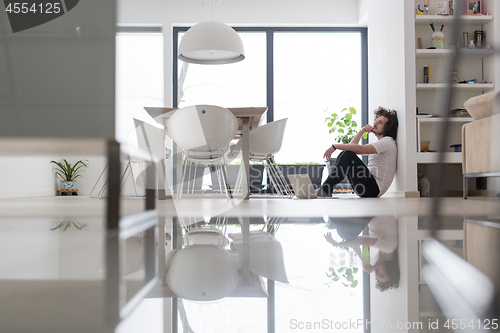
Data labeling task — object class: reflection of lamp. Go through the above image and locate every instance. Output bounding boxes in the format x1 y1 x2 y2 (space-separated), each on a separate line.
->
178 21 245 65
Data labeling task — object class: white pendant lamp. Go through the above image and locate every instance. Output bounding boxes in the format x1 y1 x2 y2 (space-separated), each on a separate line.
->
178 21 245 65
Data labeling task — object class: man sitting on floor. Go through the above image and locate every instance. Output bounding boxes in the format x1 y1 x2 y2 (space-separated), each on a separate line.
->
317 107 398 198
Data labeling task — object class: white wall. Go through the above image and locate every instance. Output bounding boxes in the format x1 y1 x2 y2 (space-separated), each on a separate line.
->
366 0 417 196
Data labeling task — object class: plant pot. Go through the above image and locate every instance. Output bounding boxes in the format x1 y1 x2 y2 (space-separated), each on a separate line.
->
173 164 206 193
326 159 353 191
61 181 77 190
271 164 325 193
210 164 265 193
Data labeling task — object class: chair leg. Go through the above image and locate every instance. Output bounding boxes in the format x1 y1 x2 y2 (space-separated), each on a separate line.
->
266 156 292 198
265 159 284 196
178 158 188 199
234 164 244 196
267 158 287 196
90 163 108 198
270 156 293 198
128 161 139 197
190 163 198 194
221 163 233 200
214 164 223 195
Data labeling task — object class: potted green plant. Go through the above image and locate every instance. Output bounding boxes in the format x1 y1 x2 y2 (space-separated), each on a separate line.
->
323 105 366 192
50 159 88 191
324 105 366 144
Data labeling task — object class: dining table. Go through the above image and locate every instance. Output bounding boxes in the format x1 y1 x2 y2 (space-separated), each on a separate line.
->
145 106 268 200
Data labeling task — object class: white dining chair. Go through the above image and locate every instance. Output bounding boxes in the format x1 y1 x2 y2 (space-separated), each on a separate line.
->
166 245 239 301
228 229 289 284
167 105 238 198
228 118 292 197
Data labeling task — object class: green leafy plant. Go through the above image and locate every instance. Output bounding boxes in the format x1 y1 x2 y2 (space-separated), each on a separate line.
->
326 266 359 289
50 159 89 182
50 218 88 231
324 106 367 144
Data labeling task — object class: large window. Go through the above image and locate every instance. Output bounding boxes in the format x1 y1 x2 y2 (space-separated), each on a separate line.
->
176 32 267 108
116 29 164 145
173 27 367 165
274 32 362 164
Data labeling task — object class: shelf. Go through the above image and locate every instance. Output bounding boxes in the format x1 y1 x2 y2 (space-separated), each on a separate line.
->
416 83 494 91
416 152 462 163
416 48 494 59
417 117 473 123
415 15 493 26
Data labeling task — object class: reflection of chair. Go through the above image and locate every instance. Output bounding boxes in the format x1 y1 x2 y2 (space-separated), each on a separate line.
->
229 230 289 283
183 226 229 247
167 105 238 198
167 245 239 301
228 118 291 197
90 119 166 198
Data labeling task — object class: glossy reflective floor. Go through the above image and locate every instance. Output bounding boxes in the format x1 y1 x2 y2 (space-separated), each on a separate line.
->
0 196 499 333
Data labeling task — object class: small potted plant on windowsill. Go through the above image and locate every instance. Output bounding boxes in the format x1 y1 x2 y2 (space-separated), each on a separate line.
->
50 159 88 195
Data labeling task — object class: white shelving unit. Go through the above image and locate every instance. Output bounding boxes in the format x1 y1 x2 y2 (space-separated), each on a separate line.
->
416 117 473 156
415 14 493 26
413 6 495 191
416 152 462 163
416 83 494 90
416 48 494 59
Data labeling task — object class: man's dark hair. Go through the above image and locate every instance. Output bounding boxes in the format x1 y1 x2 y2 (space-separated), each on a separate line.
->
374 107 398 140
375 250 400 292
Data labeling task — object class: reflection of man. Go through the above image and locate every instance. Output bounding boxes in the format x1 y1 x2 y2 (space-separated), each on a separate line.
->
324 216 399 291
317 107 398 198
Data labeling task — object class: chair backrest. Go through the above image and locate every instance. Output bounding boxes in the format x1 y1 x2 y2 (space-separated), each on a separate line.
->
249 118 288 155
167 246 239 301
167 105 238 152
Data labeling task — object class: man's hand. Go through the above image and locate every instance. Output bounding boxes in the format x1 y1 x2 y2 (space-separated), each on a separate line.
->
362 124 373 133
323 146 335 161
363 263 374 273
324 232 338 246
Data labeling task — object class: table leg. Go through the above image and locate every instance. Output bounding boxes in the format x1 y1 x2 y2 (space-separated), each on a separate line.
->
240 217 250 285
242 118 250 200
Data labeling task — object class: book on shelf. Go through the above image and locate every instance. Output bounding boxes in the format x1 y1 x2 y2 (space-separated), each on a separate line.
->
416 113 432 118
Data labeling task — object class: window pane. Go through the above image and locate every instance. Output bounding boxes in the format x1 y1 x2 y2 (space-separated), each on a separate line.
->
177 32 266 108
116 33 164 144
274 32 362 164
